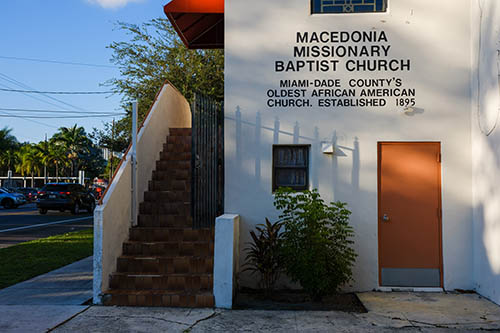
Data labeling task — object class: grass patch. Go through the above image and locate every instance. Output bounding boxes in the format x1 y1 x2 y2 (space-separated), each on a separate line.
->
0 229 93 290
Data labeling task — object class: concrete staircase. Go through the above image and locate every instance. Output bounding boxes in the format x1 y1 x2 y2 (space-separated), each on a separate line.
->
103 128 215 307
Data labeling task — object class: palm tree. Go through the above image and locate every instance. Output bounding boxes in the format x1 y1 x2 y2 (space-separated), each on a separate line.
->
0 149 19 173
53 125 90 177
0 127 17 152
34 139 50 183
42 143 68 182
16 145 42 187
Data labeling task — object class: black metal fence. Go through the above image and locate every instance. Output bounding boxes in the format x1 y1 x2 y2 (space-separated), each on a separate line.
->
191 94 224 229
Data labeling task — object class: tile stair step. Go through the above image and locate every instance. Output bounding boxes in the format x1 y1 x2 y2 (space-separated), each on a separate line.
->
139 202 190 216
137 214 192 228
159 151 191 162
143 190 191 203
166 135 191 145
116 256 214 274
102 290 213 307
129 227 214 242
149 179 190 192
123 241 214 256
169 128 192 136
109 273 213 291
152 169 190 181
162 143 191 153
155 160 191 171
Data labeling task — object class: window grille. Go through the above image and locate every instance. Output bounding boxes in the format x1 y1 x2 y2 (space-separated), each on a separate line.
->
312 0 387 14
272 145 310 191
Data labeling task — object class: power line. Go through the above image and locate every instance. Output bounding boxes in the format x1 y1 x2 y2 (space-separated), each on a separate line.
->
0 72 86 111
0 107 125 115
0 114 124 119
0 55 117 69
0 88 115 95
0 111 57 129
0 81 68 111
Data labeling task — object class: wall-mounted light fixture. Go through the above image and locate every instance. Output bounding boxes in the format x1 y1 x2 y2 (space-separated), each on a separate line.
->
403 106 415 115
321 141 335 154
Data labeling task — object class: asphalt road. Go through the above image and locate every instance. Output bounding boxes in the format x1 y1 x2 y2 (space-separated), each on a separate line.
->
0 203 93 248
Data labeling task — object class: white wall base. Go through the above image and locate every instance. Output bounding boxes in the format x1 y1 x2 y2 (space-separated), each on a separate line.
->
93 207 103 305
213 214 240 309
377 287 444 293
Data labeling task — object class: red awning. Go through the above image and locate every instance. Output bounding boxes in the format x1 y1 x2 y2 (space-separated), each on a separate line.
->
164 0 224 49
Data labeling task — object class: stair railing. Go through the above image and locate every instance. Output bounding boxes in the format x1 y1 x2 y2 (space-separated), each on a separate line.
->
93 82 191 304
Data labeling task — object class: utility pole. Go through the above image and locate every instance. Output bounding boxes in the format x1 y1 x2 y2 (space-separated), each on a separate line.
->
109 118 115 182
131 102 138 227
44 133 48 185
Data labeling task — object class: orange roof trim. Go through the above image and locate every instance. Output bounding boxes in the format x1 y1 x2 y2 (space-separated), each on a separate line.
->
164 0 224 49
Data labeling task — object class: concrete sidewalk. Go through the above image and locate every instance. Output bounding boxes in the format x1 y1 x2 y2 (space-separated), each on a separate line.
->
2 258 500 333
0 256 92 333
51 292 500 332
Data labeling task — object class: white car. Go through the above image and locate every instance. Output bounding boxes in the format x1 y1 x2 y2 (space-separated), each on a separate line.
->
0 188 26 209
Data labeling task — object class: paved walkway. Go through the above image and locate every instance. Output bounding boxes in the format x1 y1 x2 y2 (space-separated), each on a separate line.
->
52 292 500 332
1 257 500 332
0 256 92 333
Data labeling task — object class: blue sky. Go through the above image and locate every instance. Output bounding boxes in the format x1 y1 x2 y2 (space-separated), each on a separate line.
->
0 0 167 143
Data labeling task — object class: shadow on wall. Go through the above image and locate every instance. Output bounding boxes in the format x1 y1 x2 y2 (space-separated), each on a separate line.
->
472 0 500 305
226 107 377 290
229 106 361 196
224 0 494 291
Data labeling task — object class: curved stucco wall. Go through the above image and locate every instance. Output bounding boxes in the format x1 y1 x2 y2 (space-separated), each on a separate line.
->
93 84 191 303
471 0 500 305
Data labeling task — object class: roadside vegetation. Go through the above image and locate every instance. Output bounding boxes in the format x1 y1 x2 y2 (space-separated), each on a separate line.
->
92 17 224 152
0 126 105 185
0 229 93 289
1 18 223 183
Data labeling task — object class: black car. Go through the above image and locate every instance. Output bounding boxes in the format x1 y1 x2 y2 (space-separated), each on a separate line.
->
37 183 96 215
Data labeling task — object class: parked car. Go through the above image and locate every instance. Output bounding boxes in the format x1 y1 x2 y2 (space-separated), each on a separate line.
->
90 184 106 201
0 188 27 209
36 183 96 215
16 187 39 202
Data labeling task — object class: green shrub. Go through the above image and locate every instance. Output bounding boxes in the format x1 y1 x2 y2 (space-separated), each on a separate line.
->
274 188 357 300
243 218 283 295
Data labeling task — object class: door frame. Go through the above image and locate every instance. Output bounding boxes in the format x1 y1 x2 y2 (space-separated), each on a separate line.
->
377 141 444 288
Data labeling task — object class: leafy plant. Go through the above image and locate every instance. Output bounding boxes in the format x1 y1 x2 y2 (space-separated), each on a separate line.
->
243 218 283 295
274 188 357 301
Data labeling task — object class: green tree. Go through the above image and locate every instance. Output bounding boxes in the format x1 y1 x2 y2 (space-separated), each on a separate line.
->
16 144 42 187
0 127 19 175
53 125 91 177
42 143 68 182
96 17 224 148
78 145 106 180
0 127 18 152
0 150 18 172
34 139 50 182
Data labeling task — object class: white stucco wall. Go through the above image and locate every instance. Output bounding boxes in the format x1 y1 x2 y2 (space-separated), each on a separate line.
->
225 0 474 291
93 83 191 303
471 0 500 305
213 214 240 309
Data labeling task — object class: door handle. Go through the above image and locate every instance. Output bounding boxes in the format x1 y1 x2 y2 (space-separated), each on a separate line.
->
382 214 390 222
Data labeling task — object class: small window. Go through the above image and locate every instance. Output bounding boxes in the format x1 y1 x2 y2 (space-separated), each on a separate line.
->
312 0 387 14
273 145 310 191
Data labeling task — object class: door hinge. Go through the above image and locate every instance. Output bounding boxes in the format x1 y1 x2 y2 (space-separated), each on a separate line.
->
437 208 442 219
437 153 441 163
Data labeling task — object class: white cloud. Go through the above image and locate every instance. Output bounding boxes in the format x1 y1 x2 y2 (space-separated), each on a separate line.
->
86 0 145 9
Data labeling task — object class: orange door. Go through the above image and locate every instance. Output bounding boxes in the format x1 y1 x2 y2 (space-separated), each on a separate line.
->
378 142 443 287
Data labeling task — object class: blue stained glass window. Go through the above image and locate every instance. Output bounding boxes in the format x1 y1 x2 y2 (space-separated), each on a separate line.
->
312 0 387 14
